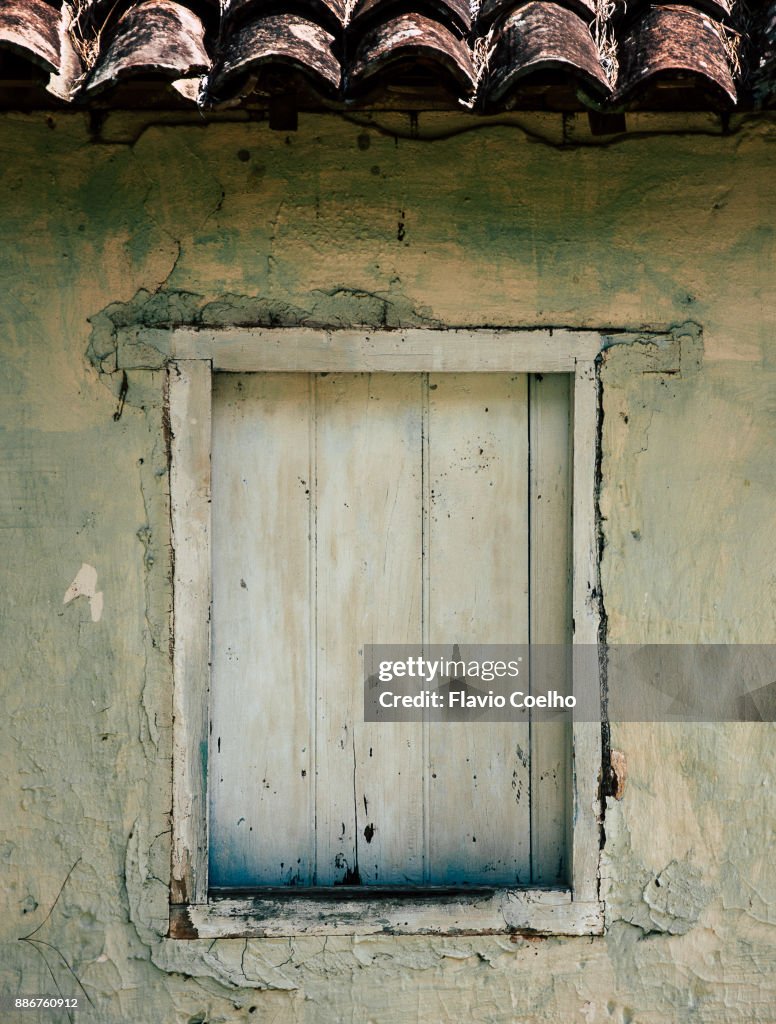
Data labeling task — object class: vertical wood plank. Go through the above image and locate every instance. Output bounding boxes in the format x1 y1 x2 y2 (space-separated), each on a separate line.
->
571 361 602 903
529 374 572 885
315 373 424 885
426 373 531 886
209 373 315 887
169 360 212 905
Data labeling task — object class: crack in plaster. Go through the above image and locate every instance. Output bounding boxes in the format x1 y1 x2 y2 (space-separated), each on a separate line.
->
136 456 166 757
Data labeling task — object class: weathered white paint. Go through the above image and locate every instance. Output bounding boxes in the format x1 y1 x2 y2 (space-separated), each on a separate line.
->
209 373 315 887
169 360 212 905
529 374 572 885
570 362 603 904
63 562 104 622
137 327 601 373
502 889 604 934
425 373 531 886
171 886 603 938
174 334 602 936
314 373 425 886
209 372 538 889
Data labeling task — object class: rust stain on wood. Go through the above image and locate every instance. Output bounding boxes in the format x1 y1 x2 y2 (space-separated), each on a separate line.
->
168 905 200 939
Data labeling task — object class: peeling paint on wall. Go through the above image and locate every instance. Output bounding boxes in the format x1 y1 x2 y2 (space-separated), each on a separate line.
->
63 563 103 622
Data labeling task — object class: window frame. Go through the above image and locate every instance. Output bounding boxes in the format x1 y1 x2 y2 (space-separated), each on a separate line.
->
164 327 605 939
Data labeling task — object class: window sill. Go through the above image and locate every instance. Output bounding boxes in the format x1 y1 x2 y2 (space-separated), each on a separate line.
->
169 887 604 939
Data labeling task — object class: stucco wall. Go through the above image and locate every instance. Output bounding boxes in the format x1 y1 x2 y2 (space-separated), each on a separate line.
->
1 110 775 1023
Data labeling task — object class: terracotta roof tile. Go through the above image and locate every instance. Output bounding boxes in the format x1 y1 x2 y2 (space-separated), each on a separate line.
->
621 0 733 22
224 0 345 35
486 2 610 107
349 14 475 95
0 0 61 76
754 1 776 105
209 14 341 100
479 0 595 33
351 0 472 37
0 0 770 111
81 1 208 97
615 4 736 107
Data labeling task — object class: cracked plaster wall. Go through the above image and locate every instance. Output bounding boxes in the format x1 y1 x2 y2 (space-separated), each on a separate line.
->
1 110 775 1023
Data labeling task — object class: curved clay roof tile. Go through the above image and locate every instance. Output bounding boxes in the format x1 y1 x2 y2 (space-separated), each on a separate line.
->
209 14 341 97
486 2 610 104
621 0 733 25
349 14 475 93
350 0 471 37
223 0 346 33
0 0 61 74
615 5 736 106
478 0 595 34
82 0 209 96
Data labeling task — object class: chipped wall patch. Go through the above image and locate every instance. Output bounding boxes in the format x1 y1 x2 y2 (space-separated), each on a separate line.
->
642 861 711 935
64 563 104 622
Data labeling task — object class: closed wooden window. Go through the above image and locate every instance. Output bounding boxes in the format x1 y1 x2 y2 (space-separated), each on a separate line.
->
209 371 571 890
166 328 603 937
